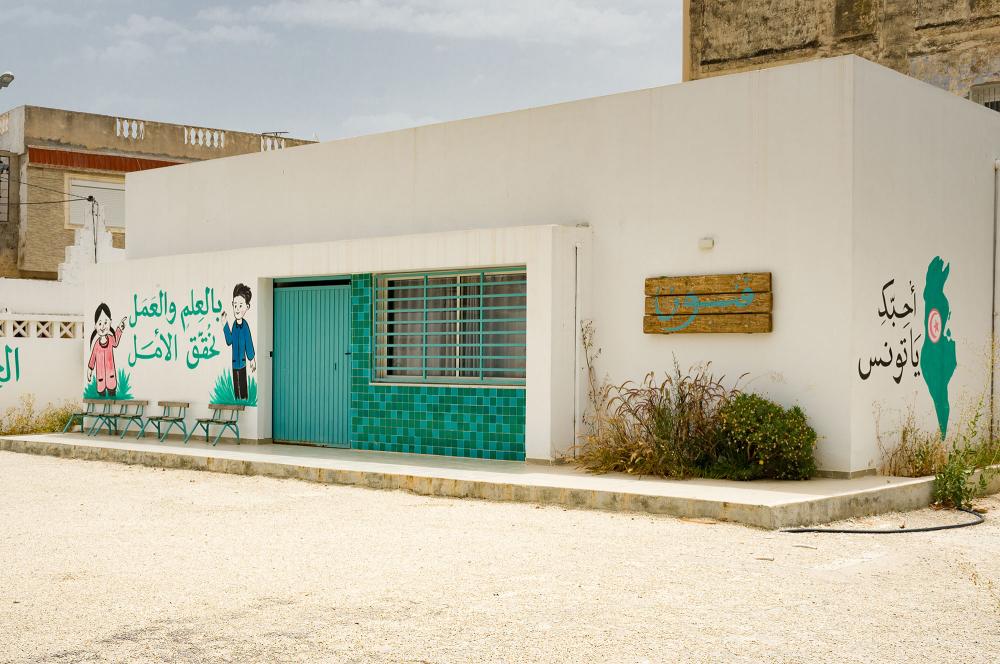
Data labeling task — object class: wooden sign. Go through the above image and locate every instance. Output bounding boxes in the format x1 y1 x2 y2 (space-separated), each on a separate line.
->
643 272 772 334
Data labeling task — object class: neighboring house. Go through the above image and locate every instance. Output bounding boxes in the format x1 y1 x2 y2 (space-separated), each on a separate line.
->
684 0 1000 107
0 106 312 280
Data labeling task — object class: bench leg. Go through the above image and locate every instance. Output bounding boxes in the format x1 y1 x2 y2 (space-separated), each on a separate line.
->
119 418 135 439
62 415 80 433
87 417 105 436
157 420 169 442
183 423 203 445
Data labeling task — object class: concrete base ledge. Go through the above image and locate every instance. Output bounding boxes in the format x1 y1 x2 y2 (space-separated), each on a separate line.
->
3 434 996 529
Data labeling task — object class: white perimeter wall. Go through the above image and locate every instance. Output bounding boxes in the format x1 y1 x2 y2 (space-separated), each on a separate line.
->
0 279 84 415
0 332 83 414
119 56 1000 472
0 278 82 316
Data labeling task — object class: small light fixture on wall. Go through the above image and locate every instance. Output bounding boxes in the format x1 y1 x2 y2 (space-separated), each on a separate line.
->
698 236 715 251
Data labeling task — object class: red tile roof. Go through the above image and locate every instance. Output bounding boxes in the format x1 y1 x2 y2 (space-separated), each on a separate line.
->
27 147 182 173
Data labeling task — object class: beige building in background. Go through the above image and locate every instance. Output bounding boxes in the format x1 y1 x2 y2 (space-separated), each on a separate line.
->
0 106 311 280
684 0 1000 107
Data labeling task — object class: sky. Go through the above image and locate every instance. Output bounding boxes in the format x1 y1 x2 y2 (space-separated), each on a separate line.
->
0 1 682 141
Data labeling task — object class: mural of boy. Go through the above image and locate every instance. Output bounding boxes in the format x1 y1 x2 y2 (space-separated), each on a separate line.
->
222 283 256 401
87 303 127 398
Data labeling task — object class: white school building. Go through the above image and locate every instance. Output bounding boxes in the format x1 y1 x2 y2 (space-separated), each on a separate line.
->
5 55 998 477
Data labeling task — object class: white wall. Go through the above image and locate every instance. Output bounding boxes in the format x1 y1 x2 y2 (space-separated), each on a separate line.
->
0 320 83 415
126 56 859 470
0 106 25 154
0 277 85 415
118 56 1000 473
0 278 82 316
84 225 583 455
850 63 1000 470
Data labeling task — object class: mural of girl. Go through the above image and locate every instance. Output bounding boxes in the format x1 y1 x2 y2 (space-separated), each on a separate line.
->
87 303 127 398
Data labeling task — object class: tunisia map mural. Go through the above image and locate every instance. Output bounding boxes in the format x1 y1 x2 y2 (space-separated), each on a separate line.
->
920 257 956 438
857 256 956 438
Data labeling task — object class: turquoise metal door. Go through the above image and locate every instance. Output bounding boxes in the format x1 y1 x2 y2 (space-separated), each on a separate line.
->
273 282 351 447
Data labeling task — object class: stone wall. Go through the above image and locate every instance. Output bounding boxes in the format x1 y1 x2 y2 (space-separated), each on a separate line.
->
20 166 74 277
687 0 1000 97
0 152 20 278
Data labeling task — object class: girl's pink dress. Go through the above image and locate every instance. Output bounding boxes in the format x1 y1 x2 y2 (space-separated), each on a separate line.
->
88 328 123 393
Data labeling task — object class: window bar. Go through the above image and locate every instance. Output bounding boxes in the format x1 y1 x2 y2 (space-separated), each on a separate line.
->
456 276 463 380
422 274 428 381
478 271 485 382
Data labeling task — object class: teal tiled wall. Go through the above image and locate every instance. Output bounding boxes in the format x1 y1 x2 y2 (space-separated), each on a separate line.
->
350 274 527 461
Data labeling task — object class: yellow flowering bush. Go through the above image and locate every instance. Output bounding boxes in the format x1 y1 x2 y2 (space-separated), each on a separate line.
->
717 393 816 480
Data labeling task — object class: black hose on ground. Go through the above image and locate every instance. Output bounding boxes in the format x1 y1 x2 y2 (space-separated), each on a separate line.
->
781 507 984 534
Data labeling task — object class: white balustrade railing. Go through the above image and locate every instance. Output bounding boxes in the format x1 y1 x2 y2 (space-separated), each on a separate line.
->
0 316 84 340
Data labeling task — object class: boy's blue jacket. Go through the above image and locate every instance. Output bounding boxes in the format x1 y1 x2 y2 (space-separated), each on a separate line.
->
223 319 255 369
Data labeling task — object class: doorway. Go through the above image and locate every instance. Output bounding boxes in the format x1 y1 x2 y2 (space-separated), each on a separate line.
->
272 280 352 447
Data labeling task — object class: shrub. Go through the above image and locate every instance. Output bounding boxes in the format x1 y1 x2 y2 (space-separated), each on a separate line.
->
933 450 976 508
716 393 817 480
574 323 816 481
0 395 77 436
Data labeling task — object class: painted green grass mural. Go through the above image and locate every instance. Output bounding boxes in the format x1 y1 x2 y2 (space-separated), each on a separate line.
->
82 370 133 400
210 370 258 407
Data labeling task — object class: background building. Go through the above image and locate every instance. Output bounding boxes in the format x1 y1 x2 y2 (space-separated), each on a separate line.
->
0 106 311 280
684 0 1000 106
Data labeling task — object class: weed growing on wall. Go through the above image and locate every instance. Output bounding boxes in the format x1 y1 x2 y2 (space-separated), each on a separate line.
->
210 370 258 407
878 396 1000 507
82 370 133 400
876 406 947 477
0 395 77 435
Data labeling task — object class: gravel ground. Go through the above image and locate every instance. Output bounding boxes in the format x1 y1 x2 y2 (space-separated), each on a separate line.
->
1 451 999 664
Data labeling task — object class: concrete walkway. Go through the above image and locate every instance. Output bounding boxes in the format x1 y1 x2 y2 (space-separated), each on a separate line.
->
0 432 945 529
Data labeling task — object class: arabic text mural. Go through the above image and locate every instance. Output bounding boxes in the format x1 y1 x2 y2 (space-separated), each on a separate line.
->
857 257 956 437
857 279 922 385
124 283 258 407
127 287 224 369
0 344 20 388
643 272 772 334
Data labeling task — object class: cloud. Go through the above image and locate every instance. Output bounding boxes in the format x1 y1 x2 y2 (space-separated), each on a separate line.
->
89 12 274 64
83 39 158 65
0 5 77 28
201 0 679 48
339 111 441 137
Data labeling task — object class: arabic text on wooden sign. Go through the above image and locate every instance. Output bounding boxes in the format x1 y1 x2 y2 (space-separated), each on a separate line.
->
643 272 772 334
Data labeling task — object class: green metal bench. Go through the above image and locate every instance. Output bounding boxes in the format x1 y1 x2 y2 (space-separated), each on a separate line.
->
138 401 190 441
106 400 148 439
63 399 101 433
184 403 243 446
87 400 120 436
